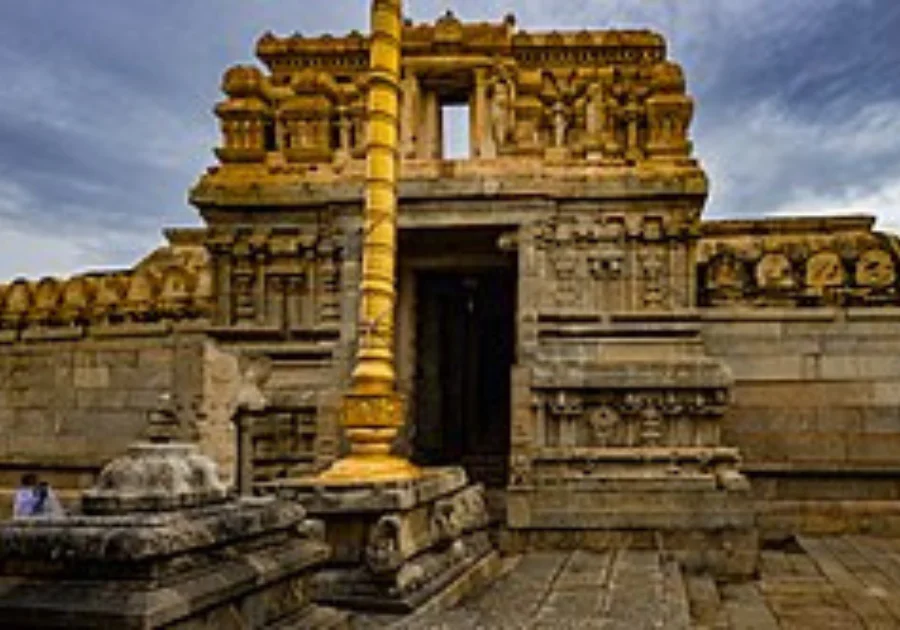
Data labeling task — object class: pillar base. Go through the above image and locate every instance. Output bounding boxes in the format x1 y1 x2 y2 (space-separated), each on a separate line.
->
318 454 422 484
267 466 499 614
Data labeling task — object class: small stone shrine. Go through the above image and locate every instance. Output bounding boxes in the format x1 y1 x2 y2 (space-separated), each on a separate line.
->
0 394 347 629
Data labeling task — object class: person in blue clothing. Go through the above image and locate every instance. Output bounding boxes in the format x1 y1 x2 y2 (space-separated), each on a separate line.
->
12 473 65 519
31 480 64 518
12 473 38 518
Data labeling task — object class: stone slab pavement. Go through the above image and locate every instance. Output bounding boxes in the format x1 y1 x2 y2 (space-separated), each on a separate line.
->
352 536 900 629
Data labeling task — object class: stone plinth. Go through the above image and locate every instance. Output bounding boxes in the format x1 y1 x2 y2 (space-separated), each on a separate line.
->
505 448 757 578
0 404 347 630
0 499 345 629
507 345 759 579
268 466 499 614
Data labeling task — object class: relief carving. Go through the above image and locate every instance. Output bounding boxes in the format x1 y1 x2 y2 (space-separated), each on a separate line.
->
204 18 691 171
699 221 900 307
755 253 794 291
539 387 729 450
509 454 533 487
489 71 516 152
206 224 342 333
587 406 620 447
805 251 844 294
366 515 405 575
530 211 694 314
640 249 668 309
856 249 895 288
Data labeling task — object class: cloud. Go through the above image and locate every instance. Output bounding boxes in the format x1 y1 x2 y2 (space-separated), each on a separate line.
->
700 97 900 221
771 177 900 235
0 0 898 279
0 176 166 280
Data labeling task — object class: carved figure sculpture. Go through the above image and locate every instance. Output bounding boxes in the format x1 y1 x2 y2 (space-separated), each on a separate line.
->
551 101 568 148
490 77 513 150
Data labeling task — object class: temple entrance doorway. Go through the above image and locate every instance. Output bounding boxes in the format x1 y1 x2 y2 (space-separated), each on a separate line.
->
397 228 516 490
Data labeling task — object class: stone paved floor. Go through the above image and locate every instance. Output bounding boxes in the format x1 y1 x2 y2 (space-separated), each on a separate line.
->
368 536 900 629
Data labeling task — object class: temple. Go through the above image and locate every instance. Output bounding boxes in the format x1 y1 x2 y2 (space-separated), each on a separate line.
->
1 12 900 624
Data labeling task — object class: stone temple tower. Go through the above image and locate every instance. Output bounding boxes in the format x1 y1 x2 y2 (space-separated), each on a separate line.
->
190 11 757 576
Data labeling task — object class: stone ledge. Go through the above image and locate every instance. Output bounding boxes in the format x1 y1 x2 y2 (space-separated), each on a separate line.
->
20 326 85 342
745 462 900 476
267 466 468 514
0 497 305 564
507 500 755 531
89 322 173 339
0 536 335 628
757 499 900 541
532 359 733 389
533 446 742 465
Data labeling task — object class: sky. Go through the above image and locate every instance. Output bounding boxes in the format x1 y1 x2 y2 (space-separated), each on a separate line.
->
0 0 899 280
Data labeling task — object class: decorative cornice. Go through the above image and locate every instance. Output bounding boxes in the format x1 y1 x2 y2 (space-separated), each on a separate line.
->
0 239 212 331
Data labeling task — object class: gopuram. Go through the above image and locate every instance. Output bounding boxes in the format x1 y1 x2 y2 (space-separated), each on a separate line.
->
2 3 900 626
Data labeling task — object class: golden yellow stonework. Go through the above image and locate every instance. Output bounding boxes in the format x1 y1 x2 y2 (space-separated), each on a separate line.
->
318 0 420 483
0 233 211 330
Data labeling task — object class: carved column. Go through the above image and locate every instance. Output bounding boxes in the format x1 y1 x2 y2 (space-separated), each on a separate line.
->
419 90 441 160
400 70 420 159
473 67 491 159
320 0 419 482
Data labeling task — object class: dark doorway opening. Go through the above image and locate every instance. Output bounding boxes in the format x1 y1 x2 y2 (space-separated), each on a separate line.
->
413 268 515 488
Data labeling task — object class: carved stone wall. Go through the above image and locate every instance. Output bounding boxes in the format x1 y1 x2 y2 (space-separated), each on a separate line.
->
205 220 342 331
0 234 212 330
199 214 354 481
699 216 900 308
526 207 697 316
0 233 215 519
198 12 695 194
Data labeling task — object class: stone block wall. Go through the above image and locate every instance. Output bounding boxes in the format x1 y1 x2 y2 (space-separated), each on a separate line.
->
703 308 900 537
0 324 222 518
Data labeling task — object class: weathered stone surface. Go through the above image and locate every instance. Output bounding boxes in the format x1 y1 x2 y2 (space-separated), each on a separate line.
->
271 467 497 615
0 404 346 629
0 7 899 582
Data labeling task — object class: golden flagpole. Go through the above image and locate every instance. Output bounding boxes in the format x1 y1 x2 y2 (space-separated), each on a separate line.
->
320 0 420 482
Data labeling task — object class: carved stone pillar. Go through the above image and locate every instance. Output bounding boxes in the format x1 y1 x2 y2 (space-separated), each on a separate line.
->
472 67 491 159
419 90 441 160
400 70 420 159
